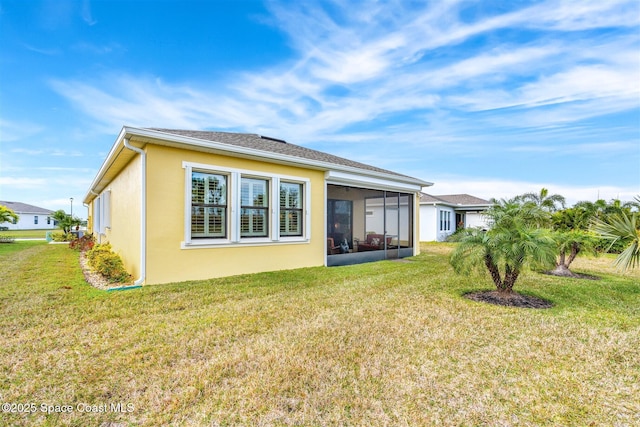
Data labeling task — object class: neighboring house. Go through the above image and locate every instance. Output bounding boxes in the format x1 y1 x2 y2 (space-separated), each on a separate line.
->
84 126 432 285
419 193 492 242
0 201 56 230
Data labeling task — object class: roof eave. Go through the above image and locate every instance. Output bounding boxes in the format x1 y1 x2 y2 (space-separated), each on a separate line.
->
136 127 432 187
84 126 433 203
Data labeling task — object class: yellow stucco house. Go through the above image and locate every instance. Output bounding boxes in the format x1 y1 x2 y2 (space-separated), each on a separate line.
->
84 127 432 285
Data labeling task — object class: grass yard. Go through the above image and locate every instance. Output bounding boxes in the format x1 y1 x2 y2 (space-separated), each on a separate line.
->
0 229 51 239
1 241 638 426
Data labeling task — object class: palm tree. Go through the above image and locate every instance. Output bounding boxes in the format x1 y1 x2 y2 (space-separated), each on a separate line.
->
592 211 640 271
551 207 593 231
519 188 566 212
451 200 557 293
550 230 597 277
0 205 18 224
51 209 81 233
574 199 608 221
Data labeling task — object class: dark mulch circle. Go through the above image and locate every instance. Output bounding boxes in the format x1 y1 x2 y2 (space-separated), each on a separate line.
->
464 290 553 309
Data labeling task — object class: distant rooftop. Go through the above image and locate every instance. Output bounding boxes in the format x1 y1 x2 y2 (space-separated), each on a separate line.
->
420 193 492 206
0 201 54 214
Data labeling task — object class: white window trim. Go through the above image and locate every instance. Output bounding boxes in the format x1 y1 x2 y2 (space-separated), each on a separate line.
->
182 161 311 248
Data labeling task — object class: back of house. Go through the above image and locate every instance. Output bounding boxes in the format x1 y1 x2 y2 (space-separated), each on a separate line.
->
84 127 431 285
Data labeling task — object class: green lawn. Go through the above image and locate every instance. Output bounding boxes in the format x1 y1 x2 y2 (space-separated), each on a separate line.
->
1 241 638 426
0 229 51 239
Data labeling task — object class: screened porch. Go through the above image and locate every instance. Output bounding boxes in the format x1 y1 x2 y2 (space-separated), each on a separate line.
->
326 184 415 267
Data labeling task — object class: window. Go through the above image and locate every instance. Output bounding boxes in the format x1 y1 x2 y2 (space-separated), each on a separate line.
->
191 172 227 238
93 190 111 234
93 198 101 233
280 181 303 236
184 162 310 246
47 216 51 225
34 215 38 225
440 210 451 231
241 177 268 237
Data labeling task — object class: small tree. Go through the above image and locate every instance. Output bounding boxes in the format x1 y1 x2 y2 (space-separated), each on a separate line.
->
548 207 598 277
0 205 19 225
52 209 81 233
549 230 597 277
451 200 557 293
518 188 566 212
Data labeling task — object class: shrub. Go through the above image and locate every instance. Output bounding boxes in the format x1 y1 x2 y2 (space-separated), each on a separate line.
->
51 232 74 242
87 243 132 283
0 235 15 243
69 234 95 251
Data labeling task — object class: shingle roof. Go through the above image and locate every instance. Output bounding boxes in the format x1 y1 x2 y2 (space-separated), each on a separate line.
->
149 128 417 180
0 201 54 214
420 193 491 206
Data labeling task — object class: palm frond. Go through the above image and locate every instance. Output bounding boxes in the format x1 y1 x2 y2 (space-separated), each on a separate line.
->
592 212 639 271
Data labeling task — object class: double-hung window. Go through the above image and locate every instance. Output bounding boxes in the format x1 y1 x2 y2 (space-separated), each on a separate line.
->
240 177 268 237
280 181 303 237
191 172 227 239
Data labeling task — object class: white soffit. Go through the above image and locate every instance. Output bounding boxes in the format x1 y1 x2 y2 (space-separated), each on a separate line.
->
325 170 424 193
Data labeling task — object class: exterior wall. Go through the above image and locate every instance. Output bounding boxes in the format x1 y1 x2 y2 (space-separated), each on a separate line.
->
464 211 489 229
143 145 326 285
413 193 420 255
88 155 143 279
3 213 56 230
419 204 455 242
419 204 437 241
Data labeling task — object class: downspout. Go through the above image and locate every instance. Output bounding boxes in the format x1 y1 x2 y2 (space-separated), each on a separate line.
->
119 137 146 288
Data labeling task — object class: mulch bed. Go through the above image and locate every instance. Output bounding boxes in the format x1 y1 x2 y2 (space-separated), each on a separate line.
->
464 290 553 309
78 251 134 290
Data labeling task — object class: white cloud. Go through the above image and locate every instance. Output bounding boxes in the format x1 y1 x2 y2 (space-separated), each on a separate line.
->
0 177 48 189
47 0 639 170
0 119 44 143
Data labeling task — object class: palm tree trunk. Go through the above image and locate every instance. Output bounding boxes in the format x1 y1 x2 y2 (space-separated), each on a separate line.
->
566 242 580 268
558 250 566 268
503 265 519 292
484 253 503 290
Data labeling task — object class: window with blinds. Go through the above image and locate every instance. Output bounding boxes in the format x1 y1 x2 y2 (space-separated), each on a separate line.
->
191 171 227 238
240 177 269 237
184 161 309 245
280 181 303 236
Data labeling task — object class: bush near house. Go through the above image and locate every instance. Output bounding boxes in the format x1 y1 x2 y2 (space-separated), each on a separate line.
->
86 243 131 283
50 232 75 242
0 235 15 243
69 234 95 252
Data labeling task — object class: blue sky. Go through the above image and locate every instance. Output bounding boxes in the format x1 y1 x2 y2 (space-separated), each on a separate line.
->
1 0 639 217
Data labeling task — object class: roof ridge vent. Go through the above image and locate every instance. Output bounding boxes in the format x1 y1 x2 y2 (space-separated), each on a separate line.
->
260 135 287 143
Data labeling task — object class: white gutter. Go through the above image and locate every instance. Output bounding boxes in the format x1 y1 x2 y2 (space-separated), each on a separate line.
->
123 138 146 287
